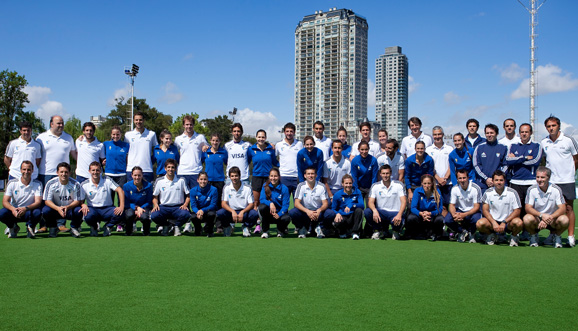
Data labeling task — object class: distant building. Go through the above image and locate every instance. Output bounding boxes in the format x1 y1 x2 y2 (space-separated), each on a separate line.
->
294 8 368 142
375 46 408 140
90 115 106 128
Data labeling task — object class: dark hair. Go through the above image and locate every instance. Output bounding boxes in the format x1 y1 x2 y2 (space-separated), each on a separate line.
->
131 166 143 174
358 141 369 150
111 125 123 135
408 117 422 127
466 118 479 128
198 171 208 179
453 132 465 140
134 111 145 120
159 129 172 140
182 115 195 125
337 126 348 136
359 122 371 131
21 160 34 170
313 121 324 129
492 170 506 179
57 162 71 172
456 168 469 176
415 141 426 148
19 121 32 130
341 174 353 184
264 168 281 200
164 158 177 168
378 129 388 137
519 123 533 134
331 139 343 148
379 164 392 173
544 115 560 127
231 123 244 134
82 122 96 131
385 138 399 150
303 135 315 145
210 132 221 141
49 115 61 125
283 122 296 132
485 124 499 135
503 118 516 128
228 166 241 176
256 129 267 137
89 161 102 170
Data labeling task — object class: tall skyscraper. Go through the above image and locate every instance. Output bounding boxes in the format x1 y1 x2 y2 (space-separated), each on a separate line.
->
294 8 368 142
375 46 408 140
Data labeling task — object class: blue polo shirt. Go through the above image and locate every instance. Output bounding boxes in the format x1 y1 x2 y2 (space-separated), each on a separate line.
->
189 184 218 213
249 143 279 177
297 147 324 182
259 182 290 217
410 186 443 216
404 153 434 188
331 188 364 215
350 155 378 189
202 148 228 182
123 180 153 210
152 144 180 176
103 140 130 175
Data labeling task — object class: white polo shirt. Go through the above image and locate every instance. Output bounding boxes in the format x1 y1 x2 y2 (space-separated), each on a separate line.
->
426 143 454 184
37 131 76 176
222 182 254 210
541 132 578 184
482 187 521 222
376 152 405 181
175 132 208 175
275 139 303 178
75 138 105 179
153 175 189 206
4 178 43 208
499 135 521 152
369 180 406 212
313 135 332 161
450 181 482 212
294 181 327 210
5 137 42 180
224 140 252 180
322 156 351 193
43 177 83 206
351 140 380 158
125 128 157 173
525 183 565 215
80 177 118 207
400 132 433 158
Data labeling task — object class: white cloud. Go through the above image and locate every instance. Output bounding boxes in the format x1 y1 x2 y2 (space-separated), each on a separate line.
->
367 79 376 107
35 101 69 123
22 86 52 106
408 76 419 95
159 82 184 104
535 121 578 141
493 63 525 83
234 108 283 142
511 64 578 99
108 84 131 106
444 91 464 105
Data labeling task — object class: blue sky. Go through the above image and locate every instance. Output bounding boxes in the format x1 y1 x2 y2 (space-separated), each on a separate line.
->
2 0 577 141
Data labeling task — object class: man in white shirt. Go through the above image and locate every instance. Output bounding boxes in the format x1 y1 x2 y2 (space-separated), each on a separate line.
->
224 123 251 185
4 121 42 180
276 122 303 196
151 158 191 236
75 122 105 183
289 167 330 239
400 117 433 159
175 114 209 190
79 161 125 237
322 140 352 199
377 139 405 182
444 169 482 243
216 166 258 237
364 165 407 240
523 166 569 248
124 112 157 183
541 115 578 246
477 170 523 246
42 162 83 238
313 121 332 161
1 161 43 238
37 115 78 187
426 126 453 205
498 118 521 151
350 122 380 159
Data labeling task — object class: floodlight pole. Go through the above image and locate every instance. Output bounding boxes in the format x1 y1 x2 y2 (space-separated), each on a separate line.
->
130 75 135 131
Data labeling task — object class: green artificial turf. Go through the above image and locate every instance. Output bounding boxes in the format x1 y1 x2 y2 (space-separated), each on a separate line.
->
1 193 578 330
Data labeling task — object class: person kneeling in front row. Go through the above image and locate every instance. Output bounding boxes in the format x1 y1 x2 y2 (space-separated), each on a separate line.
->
406 174 444 241
217 166 258 237
330 174 364 240
259 168 290 238
189 171 218 237
289 167 330 238
444 169 482 243
123 166 153 236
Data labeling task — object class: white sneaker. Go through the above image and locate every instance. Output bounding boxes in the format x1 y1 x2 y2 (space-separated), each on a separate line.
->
529 234 539 247
298 227 307 238
457 230 468 243
157 226 163 234
554 235 563 248
509 235 519 247
8 227 17 238
4 228 9 235
352 233 360 240
71 227 81 238
315 226 325 239
242 227 251 237
27 225 36 238
568 235 575 248
183 222 193 233
261 231 269 239
544 233 554 246
486 233 496 245
277 232 284 238
371 231 381 240
392 231 401 240
174 226 182 236
468 231 477 243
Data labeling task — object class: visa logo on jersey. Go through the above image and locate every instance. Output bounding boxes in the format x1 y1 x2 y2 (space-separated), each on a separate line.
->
231 154 245 158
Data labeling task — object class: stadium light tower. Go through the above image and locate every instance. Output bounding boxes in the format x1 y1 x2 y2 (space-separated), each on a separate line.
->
518 0 546 141
229 107 238 123
124 64 140 130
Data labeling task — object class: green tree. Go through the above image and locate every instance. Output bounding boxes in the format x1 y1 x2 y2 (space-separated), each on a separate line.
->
169 113 208 138
15 110 46 137
201 115 234 143
63 115 82 141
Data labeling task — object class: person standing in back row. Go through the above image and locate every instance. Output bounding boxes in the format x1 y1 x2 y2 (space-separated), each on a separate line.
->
125 112 157 183
175 115 209 190
276 122 303 197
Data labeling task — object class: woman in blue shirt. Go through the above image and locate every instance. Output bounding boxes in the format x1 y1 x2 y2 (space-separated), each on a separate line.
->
329 174 364 240
406 174 444 240
258 168 290 238
123 166 153 236
350 141 379 200
152 129 180 177
448 133 475 185
404 141 434 202
103 125 130 191
296 135 324 182
189 171 218 237
330 127 352 159
203 133 227 233
249 130 279 208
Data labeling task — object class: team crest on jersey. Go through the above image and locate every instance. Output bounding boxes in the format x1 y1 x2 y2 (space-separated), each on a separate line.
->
157 151 160 155
528 150 532 153
455 158 458 163
109 146 112 150
130 191 133 195
15 146 19 151
131 138 135 142
162 187 166 191
303 193 307 197
481 152 486 157
14 190 18 195
342 197 345 201
196 196 199 200
120 149 125 152
496 153 500 157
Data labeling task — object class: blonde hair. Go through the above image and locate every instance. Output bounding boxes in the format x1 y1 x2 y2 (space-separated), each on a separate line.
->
421 174 440 208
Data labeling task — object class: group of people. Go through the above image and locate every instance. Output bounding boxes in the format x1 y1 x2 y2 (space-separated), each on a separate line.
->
2 112 577 247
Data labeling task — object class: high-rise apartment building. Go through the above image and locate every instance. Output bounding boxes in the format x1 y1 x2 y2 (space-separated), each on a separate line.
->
375 46 408 140
294 8 368 142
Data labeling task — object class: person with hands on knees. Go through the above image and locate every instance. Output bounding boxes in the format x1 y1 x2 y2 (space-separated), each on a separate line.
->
123 166 153 236
189 171 218 237
444 169 482 243
329 174 364 240
79 161 125 237
217 166 259 237
405 174 444 241
289 167 330 239
258 168 290 238
364 165 407 241
476 170 523 246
